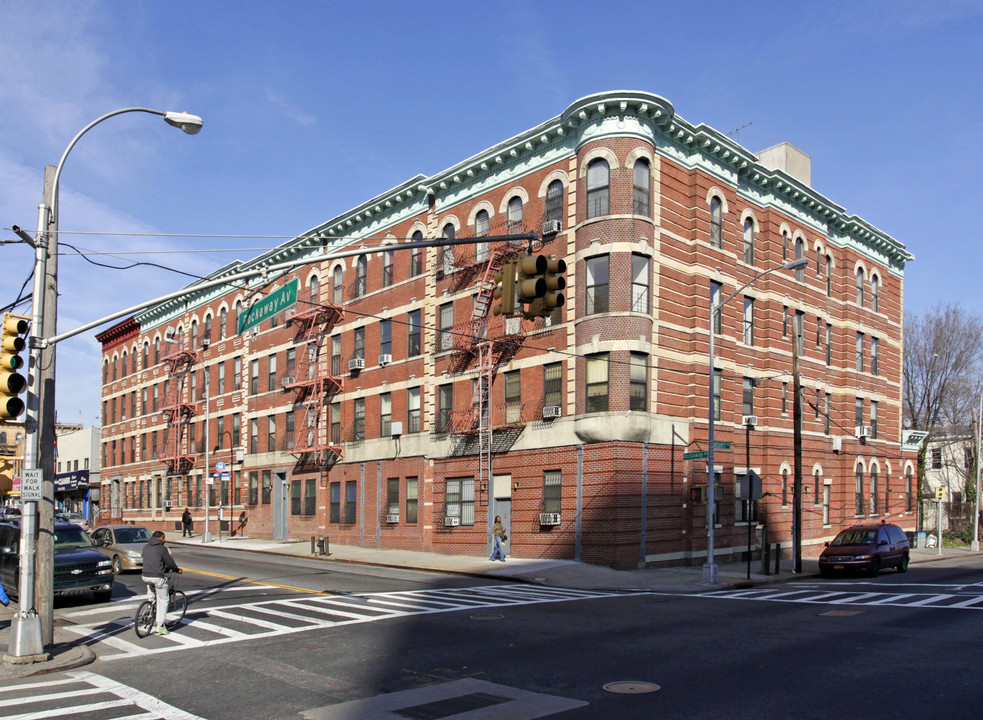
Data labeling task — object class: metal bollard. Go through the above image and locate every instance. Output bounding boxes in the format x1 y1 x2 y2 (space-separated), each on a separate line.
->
762 541 771 576
311 536 317 555
774 543 781 575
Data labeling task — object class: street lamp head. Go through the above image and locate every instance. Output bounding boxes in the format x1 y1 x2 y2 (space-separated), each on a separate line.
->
164 111 204 135
782 257 810 271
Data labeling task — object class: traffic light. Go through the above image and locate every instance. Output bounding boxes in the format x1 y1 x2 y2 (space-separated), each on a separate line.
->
537 256 566 318
492 260 517 317
516 254 547 312
0 314 28 420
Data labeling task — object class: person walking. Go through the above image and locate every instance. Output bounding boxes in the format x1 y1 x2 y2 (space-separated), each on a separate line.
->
181 508 193 538
141 530 182 635
490 515 507 562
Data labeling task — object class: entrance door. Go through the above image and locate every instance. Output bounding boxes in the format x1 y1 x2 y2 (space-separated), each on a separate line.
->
272 471 289 540
495 499 511 556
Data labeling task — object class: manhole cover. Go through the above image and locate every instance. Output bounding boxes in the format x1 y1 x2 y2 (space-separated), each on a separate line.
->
603 681 661 694
470 614 504 621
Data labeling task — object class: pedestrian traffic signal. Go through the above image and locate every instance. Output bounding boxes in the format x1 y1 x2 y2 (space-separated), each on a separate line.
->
0 314 28 420
492 260 517 317
516 254 547 309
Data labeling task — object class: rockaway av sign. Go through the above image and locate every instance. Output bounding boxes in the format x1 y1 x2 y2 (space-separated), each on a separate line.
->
237 279 298 334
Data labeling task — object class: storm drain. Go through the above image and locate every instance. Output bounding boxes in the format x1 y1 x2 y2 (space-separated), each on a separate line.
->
603 681 661 694
393 692 513 719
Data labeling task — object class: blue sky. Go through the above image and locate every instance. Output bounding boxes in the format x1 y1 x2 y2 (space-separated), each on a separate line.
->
2 0 981 424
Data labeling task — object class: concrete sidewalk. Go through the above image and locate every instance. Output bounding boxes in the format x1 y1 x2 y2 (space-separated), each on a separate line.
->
0 538 965 678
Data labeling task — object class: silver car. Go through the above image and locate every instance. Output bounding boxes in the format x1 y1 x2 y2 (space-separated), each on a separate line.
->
90 525 153 574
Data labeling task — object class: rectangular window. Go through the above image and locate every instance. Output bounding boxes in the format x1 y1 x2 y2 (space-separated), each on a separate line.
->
713 369 723 421
407 386 421 434
630 353 647 411
782 382 788 414
304 478 316 516
285 410 295 450
291 481 302 515
855 397 864 428
232 412 241 447
743 297 754 345
262 470 272 504
631 255 649 313
931 447 942 469
504 371 521 424
410 245 423 276
218 362 226 394
711 282 722 334
856 332 865 372
382 249 394 288
742 377 755 417
824 393 831 435
249 471 258 505
542 470 562 515
782 305 788 337
406 477 419 523
285 348 296 381
586 354 609 413
436 384 453 433
387 478 400 516
329 482 340 523
380 319 392 357
234 356 242 391
250 359 259 395
330 335 341 376
825 323 832 366
408 309 422 357
444 477 475 525
267 415 276 452
353 327 365 360
543 362 562 409
268 354 277 391
345 481 357 524
871 337 879 375
586 256 609 315
380 392 391 437
438 303 454 352
250 418 259 454
870 400 878 439
330 402 341 444
794 311 804 356
353 398 365 441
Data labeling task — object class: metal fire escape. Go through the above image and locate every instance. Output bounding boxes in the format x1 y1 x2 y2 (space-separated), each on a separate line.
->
284 286 344 468
159 345 199 474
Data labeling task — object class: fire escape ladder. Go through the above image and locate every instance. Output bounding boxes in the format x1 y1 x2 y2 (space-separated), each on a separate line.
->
159 346 199 474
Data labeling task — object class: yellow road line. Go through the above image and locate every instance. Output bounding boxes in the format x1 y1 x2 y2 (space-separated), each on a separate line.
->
183 568 337 596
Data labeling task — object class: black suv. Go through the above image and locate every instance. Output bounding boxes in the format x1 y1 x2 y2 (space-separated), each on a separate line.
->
0 520 114 602
818 522 911 577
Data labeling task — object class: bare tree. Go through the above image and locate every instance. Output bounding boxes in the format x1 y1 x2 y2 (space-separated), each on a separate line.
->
904 303 983 430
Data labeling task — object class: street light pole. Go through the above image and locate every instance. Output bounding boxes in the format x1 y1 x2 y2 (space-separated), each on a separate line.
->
704 256 808 584
7 107 202 660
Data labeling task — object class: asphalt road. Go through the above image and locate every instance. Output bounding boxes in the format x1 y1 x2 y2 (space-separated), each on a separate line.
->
5 549 983 720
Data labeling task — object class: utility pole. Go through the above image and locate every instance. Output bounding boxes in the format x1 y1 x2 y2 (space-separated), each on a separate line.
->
972 394 981 553
792 317 803 574
36 165 58 645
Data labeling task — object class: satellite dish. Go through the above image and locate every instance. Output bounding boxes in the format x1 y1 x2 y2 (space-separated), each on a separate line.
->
903 418 912 429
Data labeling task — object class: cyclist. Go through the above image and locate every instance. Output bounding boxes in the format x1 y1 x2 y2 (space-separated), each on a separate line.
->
141 530 182 635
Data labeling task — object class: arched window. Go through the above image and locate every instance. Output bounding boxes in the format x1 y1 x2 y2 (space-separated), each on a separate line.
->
234 300 243 332
142 342 149 369
814 470 821 506
855 465 865 515
794 238 805 280
507 196 523 232
332 266 343 304
475 209 489 262
204 314 212 343
310 275 320 304
355 256 367 297
710 197 723 248
112 356 118 381
586 159 609 219
782 468 789 505
440 223 455 272
153 337 160 364
870 466 879 515
121 351 127 377
782 229 789 261
131 347 137 374
743 218 755 265
633 159 650 216
190 320 198 348
219 308 227 339
544 180 563 227
410 230 424 275
856 268 865 306
103 360 109 383
825 255 833 297
870 274 880 312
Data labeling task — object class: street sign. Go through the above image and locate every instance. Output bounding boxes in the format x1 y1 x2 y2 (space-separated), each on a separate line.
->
215 462 226 472
237 279 298 334
683 450 709 460
713 441 730 449
21 468 43 501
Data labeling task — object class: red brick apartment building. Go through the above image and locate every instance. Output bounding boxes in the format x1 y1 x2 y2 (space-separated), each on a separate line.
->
96 90 915 569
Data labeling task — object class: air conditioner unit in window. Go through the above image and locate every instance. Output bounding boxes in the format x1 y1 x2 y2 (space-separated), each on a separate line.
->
348 357 365 371
200 338 209 349
543 405 561 419
386 513 400 524
542 219 562 235
856 426 873 438
378 354 392 366
832 437 843 454
539 512 561 526
444 516 460 527
164 501 173 509
742 415 758 427
281 376 295 388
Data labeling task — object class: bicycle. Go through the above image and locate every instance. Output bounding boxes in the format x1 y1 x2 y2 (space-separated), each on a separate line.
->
134 572 187 637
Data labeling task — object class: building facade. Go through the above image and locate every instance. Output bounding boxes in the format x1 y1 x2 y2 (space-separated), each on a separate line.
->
97 90 914 569
54 424 101 523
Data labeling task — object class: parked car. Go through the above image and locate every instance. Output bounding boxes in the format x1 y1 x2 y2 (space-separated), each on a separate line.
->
90 525 153 574
0 520 114 602
0 507 21 520
818 522 910 577
55 511 90 532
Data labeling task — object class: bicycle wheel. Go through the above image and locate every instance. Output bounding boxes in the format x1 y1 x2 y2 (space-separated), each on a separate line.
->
165 590 187 629
134 600 155 638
